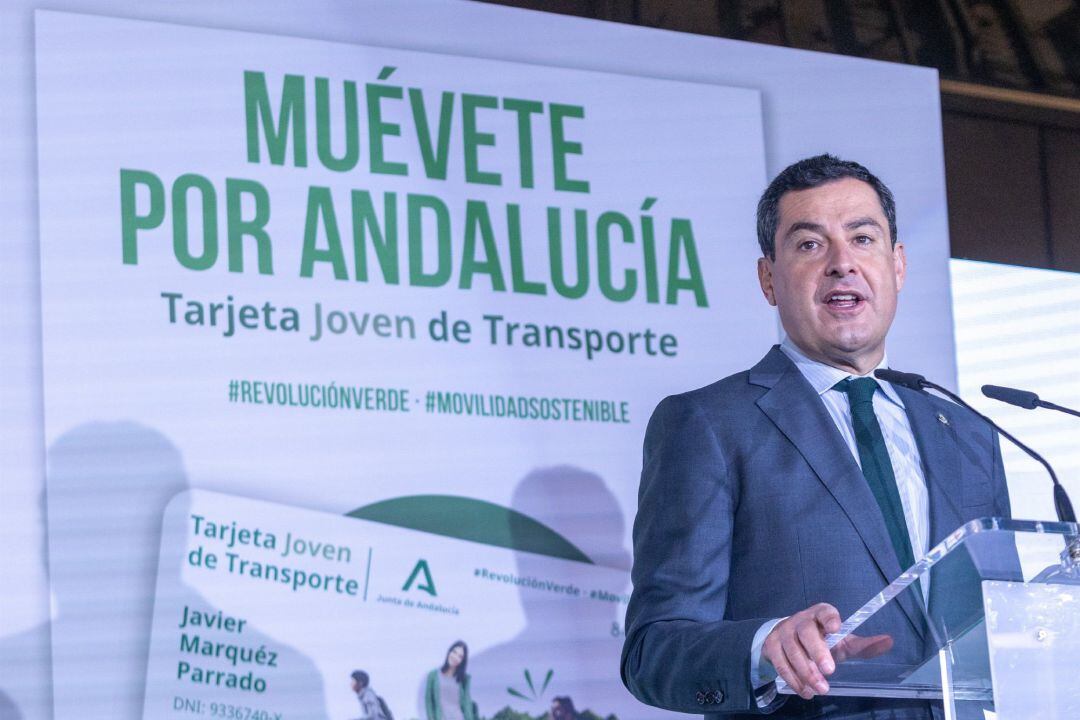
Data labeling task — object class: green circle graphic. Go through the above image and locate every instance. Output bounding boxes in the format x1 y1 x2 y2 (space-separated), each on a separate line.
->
346 494 593 564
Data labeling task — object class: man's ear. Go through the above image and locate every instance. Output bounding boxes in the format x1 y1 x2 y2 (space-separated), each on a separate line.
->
758 256 777 306
893 242 907 292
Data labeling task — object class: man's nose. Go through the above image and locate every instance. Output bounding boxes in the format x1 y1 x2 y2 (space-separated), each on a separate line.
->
825 241 858 276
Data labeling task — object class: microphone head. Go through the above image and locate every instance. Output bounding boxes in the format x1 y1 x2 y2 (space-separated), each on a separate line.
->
874 368 927 390
982 384 1040 410
1054 483 1077 524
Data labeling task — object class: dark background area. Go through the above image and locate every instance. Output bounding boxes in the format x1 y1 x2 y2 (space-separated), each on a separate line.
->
478 0 1080 273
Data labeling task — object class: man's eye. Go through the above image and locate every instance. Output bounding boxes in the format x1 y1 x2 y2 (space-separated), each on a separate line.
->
854 234 874 244
798 240 820 251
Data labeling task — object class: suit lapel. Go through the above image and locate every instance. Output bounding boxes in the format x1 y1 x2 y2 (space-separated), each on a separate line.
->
895 385 963 547
895 385 985 647
750 348 926 637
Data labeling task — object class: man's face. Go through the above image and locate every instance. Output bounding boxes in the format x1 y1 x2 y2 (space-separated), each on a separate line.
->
757 177 906 374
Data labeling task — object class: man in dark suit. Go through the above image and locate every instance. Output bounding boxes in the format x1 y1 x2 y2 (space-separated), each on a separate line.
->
620 155 1010 719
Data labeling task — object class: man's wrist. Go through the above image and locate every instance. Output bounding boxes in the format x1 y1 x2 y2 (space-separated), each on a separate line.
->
750 617 785 688
748 616 788 710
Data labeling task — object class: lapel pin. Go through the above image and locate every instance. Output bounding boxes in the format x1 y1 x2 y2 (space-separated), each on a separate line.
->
937 413 950 426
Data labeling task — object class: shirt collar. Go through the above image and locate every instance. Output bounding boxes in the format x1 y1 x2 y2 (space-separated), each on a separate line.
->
779 337 905 408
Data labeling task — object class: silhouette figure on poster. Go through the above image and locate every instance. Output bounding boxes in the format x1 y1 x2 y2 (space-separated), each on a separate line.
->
469 466 630 719
43 421 328 719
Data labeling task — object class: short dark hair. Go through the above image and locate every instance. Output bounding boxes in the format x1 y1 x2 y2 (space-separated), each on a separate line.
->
756 154 897 260
351 670 369 687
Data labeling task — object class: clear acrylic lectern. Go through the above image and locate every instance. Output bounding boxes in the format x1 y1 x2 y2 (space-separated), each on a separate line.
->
775 518 1080 720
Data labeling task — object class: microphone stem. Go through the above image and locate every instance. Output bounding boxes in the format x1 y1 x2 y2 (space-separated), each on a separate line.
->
1042 401 1080 419
923 380 1074 522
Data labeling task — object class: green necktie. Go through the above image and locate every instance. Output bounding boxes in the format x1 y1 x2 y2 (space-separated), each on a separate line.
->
835 377 916 572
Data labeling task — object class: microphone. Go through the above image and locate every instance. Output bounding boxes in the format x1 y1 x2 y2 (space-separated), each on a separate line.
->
872 368 927 390
874 369 1077 524
982 384 1080 419
981 384 1038 409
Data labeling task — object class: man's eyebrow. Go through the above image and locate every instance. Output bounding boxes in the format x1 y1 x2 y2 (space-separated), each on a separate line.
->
783 221 826 239
844 217 884 232
782 217 884 240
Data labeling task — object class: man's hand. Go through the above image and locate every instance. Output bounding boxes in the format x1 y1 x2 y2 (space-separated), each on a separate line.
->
762 603 894 700
761 603 841 700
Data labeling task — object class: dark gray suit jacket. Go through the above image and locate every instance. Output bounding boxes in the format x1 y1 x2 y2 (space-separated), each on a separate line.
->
620 347 1010 719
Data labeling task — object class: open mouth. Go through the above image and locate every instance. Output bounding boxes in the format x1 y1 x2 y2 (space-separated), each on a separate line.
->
824 290 865 310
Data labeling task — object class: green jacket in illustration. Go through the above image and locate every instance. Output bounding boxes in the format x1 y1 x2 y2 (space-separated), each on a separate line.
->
424 669 477 720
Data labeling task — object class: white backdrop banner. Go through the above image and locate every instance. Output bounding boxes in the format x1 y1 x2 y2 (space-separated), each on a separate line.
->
36 10 770 720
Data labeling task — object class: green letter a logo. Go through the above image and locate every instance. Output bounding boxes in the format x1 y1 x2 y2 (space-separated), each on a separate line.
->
403 559 437 596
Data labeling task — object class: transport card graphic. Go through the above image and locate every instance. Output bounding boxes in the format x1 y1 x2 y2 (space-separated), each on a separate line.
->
146 491 659 720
